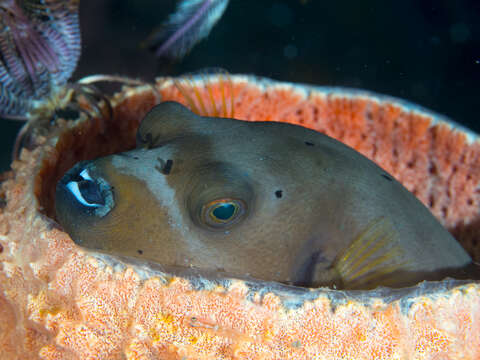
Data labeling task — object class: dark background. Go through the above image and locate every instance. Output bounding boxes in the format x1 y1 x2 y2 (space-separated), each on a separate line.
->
1 0 479 170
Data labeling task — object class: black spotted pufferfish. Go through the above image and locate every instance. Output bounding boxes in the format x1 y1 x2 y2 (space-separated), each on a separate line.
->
55 101 474 289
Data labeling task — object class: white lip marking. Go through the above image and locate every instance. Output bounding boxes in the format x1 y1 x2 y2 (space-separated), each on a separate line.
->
79 168 94 181
66 181 101 208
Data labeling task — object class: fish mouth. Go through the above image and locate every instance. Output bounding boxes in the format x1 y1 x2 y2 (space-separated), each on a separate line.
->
55 161 115 218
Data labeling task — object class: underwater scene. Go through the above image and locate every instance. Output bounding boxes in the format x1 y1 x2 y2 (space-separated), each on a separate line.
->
0 0 479 169
1 0 480 359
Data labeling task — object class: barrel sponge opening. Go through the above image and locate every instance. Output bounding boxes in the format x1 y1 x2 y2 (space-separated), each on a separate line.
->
3 75 479 359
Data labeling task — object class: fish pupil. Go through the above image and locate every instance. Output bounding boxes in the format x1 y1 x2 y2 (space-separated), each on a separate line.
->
212 203 235 220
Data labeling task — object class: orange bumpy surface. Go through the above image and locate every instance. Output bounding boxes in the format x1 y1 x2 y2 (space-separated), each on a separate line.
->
0 75 479 359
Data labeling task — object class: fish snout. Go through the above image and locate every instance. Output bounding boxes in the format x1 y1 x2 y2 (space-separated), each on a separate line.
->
55 161 115 241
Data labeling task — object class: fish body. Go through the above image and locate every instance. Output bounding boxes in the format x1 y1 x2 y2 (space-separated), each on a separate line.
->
55 101 473 289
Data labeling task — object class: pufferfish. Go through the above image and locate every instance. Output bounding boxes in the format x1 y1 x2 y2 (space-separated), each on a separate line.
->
55 101 474 289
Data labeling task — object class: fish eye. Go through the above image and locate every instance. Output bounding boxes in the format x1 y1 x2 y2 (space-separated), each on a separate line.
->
201 198 246 229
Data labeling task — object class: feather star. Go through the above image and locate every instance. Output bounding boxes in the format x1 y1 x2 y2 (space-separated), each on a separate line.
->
0 0 81 119
144 0 230 60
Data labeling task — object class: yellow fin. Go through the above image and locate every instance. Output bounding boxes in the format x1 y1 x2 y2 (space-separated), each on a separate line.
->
333 217 408 289
173 68 235 118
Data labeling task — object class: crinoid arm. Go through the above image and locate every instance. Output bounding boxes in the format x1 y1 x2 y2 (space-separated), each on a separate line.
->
143 0 230 60
77 74 162 105
77 74 153 87
12 75 161 161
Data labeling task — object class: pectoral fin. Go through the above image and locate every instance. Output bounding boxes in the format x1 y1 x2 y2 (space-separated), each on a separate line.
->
317 218 409 290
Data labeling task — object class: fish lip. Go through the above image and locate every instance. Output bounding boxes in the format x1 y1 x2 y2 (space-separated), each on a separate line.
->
58 161 92 186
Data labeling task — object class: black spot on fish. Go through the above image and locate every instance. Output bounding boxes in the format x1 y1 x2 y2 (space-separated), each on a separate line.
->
381 174 393 181
163 159 173 174
133 156 139 160
275 190 283 198
139 132 156 148
155 158 174 175
305 141 315 146
137 249 143 255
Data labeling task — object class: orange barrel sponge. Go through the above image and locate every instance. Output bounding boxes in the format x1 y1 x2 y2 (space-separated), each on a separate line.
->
0 74 479 359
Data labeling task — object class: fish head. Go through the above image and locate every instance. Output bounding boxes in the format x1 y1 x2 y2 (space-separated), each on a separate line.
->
56 102 350 284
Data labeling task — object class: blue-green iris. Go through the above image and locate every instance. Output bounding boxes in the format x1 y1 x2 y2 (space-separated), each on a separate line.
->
212 203 236 220
201 198 246 229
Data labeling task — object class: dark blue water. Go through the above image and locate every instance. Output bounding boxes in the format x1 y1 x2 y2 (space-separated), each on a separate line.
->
1 0 478 170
